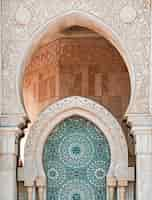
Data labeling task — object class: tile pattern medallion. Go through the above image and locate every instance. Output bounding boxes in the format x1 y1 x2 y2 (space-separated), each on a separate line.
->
43 116 111 200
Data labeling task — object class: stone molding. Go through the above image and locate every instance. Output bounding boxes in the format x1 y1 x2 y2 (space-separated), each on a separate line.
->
127 114 152 136
24 96 129 186
127 114 152 154
135 134 152 154
0 114 27 129
0 128 21 155
127 114 152 129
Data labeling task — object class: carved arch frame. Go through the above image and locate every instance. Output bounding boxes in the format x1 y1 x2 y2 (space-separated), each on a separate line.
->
24 96 129 187
18 10 135 116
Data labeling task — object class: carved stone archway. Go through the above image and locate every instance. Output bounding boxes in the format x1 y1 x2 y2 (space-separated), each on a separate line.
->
24 96 128 189
18 10 135 117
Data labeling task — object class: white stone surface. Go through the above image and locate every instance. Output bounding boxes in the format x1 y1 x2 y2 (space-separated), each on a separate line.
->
150 6 152 113
0 129 20 200
0 1 2 115
15 5 31 25
120 6 137 23
128 114 152 200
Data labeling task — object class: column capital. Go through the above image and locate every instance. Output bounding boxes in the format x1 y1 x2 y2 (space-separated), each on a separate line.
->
36 176 46 187
107 177 117 187
117 180 128 187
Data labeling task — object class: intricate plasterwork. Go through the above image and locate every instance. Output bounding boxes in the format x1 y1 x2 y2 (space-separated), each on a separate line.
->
16 10 137 115
1 0 151 116
15 5 32 25
24 97 128 186
120 6 137 24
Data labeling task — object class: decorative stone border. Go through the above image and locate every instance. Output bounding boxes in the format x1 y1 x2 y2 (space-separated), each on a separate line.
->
24 96 128 186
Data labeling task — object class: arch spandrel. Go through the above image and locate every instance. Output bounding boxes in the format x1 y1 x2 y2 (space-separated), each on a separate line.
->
24 96 128 186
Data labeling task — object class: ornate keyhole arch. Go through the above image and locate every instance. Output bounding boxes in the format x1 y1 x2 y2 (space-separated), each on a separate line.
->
24 97 129 192
18 10 135 119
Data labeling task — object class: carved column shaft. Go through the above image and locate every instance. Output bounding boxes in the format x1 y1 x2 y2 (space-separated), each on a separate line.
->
119 187 126 200
107 177 117 200
38 186 45 200
109 187 115 200
135 131 152 200
27 186 33 200
0 128 21 200
118 180 128 200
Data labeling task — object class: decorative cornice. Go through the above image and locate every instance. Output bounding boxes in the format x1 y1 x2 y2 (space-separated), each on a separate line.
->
126 114 152 154
0 114 28 129
126 114 152 130
0 127 22 135
135 133 152 154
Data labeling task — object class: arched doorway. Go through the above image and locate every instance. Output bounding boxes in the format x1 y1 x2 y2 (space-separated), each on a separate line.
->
21 10 132 199
24 97 129 199
20 11 133 169
21 23 134 167
43 116 111 200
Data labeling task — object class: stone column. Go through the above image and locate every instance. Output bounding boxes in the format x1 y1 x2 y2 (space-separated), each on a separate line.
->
27 186 33 200
127 114 152 200
38 186 45 200
0 128 21 200
118 180 128 200
107 177 117 200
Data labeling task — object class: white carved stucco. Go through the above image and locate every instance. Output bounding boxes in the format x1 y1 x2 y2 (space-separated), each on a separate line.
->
1 0 151 117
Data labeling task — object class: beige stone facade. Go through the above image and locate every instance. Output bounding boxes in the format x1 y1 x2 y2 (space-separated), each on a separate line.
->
0 0 152 200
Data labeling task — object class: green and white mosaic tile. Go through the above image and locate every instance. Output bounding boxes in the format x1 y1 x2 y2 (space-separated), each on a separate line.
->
43 116 111 200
